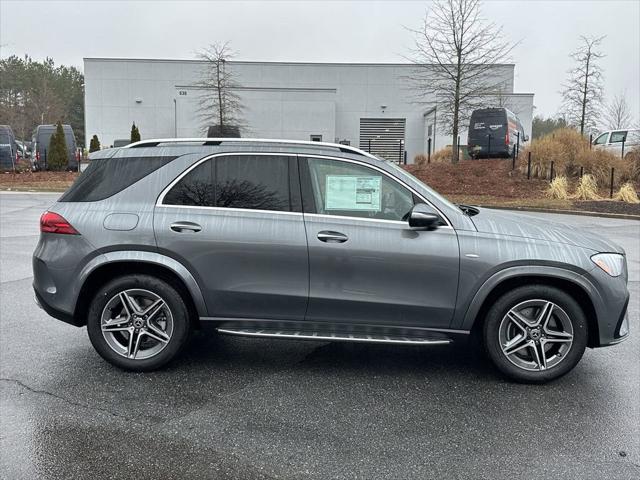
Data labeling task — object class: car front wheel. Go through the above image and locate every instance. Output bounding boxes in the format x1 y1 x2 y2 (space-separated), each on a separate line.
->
483 285 588 383
87 275 191 371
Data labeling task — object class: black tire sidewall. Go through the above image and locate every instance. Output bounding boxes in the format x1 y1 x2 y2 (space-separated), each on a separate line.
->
483 285 588 383
87 274 191 371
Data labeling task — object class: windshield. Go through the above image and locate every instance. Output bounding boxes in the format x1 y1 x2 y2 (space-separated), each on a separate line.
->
384 160 459 211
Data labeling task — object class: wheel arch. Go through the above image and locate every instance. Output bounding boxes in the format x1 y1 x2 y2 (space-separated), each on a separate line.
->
463 269 601 348
74 253 207 327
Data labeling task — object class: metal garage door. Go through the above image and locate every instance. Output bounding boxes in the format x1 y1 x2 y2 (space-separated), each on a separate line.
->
359 118 406 162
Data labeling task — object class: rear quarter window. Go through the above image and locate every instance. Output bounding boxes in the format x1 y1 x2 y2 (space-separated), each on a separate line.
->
59 156 177 202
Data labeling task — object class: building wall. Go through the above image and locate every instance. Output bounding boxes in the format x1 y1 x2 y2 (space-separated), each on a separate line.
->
84 59 532 162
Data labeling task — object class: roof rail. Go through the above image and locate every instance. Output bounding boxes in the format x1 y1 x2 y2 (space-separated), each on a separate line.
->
124 137 378 160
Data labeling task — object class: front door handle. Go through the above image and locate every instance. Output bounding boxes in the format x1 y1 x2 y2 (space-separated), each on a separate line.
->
170 221 202 233
317 231 348 243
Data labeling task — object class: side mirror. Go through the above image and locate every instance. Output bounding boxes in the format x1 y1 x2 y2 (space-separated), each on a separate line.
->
407 204 441 230
524 135 529 142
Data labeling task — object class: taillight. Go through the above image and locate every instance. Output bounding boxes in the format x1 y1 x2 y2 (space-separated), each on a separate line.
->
36 151 40 161
40 211 79 235
505 130 510 145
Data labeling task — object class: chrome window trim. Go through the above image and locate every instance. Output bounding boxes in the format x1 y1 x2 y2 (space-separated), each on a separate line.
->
156 151 452 228
301 154 453 228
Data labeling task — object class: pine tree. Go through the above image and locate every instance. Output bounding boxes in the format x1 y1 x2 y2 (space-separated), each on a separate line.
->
89 134 101 152
130 122 141 143
47 121 68 170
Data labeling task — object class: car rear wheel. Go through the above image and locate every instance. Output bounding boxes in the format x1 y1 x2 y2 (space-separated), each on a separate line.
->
87 275 191 371
483 285 588 383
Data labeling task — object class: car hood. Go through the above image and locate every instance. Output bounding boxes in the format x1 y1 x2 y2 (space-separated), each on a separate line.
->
470 208 624 254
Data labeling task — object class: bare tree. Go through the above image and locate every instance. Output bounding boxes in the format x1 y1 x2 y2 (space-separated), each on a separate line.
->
196 42 245 135
407 0 516 163
603 92 633 130
560 35 605 136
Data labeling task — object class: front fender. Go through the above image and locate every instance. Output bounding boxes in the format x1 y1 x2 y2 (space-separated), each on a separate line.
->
454 265 604 331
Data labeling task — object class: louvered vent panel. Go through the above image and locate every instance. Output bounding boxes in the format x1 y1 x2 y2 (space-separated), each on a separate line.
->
359 118 406 162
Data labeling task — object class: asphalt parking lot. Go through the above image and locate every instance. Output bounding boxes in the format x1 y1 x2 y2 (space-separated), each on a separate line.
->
1 192 639 480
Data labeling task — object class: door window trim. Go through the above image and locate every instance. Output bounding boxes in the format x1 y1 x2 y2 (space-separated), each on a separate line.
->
156 152 301 216
299 154 452 228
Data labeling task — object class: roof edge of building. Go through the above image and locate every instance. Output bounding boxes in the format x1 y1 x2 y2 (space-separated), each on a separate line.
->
83 57 516 68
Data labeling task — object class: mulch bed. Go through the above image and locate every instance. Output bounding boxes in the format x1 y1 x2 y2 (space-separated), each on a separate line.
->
405 158 548 199
574 201 640 216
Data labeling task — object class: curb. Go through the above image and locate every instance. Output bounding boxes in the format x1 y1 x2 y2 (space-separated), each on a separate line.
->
482 205 640 221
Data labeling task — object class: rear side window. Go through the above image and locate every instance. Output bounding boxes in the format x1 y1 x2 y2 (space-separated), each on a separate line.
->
162 155 296 212
215 155 290 211
59 156 177 202
163 159 214 207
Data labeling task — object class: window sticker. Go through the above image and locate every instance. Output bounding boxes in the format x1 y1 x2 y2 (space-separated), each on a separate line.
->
325 175 381 211
474 122 485 130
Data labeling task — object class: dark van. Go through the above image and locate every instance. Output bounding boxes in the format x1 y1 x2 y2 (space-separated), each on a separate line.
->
32 124 78 171
0 125 17 171
467 108 527 159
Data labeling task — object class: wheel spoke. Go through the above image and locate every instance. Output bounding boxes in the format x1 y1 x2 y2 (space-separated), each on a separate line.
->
119 291 142 315
142 298 166 321
530 342 547 370
503 335 529 356
127 329 143 359
507 309 534 331
102 316 130 332
142 324 170 344
536 301 554 328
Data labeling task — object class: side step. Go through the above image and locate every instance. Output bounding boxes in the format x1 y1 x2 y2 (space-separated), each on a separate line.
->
216 328 452 345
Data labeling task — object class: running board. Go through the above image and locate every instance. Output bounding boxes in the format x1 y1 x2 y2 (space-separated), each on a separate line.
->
216 328 452 345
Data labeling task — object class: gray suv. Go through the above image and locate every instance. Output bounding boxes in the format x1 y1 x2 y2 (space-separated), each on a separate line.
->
33 139 630 382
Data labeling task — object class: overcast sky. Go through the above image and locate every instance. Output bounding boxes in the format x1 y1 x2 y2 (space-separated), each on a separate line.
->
1 0 639 120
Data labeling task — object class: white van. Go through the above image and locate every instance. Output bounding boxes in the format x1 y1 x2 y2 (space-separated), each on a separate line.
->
592 129 640 158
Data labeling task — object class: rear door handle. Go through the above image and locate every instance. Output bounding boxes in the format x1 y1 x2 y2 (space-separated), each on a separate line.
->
317 231 348 243
170 221 201 233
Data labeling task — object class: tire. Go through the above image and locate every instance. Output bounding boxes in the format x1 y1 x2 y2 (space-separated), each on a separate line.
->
87 274 191 371
483 285 588 383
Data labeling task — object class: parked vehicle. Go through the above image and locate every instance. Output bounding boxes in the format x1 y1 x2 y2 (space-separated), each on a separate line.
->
31 124 78 171
112 139 130 148
468 108 528 158
15 139 31 160
0 125 17 171
592 128 640 158
33 138 629 383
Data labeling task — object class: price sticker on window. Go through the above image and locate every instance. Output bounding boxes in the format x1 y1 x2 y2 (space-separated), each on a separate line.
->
325 175 381 211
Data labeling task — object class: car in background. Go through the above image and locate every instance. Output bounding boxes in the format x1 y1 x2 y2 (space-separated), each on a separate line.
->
0 125 18 171
592 129 640 158
33 138 629 383
467 108 528 159
113 139 130 148
31 124 78 171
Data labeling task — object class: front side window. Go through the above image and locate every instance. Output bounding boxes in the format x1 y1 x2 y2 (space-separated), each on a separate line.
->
593 133 609 145
302 158 414 221
215 155 290 212
163 159 214 207
609 131 627 143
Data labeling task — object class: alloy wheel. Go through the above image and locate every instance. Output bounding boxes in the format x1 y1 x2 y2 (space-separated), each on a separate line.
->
498 299 574 372
100 289 174 360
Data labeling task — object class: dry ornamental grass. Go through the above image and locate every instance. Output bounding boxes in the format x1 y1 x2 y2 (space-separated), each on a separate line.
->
572 174 600 200
519 128 637 186
546 176 569 199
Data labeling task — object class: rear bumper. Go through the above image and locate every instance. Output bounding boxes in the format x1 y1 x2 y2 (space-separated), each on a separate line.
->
34 288 83 327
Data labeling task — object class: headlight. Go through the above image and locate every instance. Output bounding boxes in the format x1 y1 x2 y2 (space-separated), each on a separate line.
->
591 253 625 277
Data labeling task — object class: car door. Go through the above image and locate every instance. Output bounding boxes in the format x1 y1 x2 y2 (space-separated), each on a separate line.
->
154 153 309 321
299 156 460 329
592 132 609 150
606 130 627 156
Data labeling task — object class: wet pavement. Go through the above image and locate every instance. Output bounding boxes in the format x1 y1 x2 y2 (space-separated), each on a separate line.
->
1 192 639 479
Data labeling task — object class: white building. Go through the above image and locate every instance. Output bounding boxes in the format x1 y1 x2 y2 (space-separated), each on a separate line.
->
84 58 534 162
